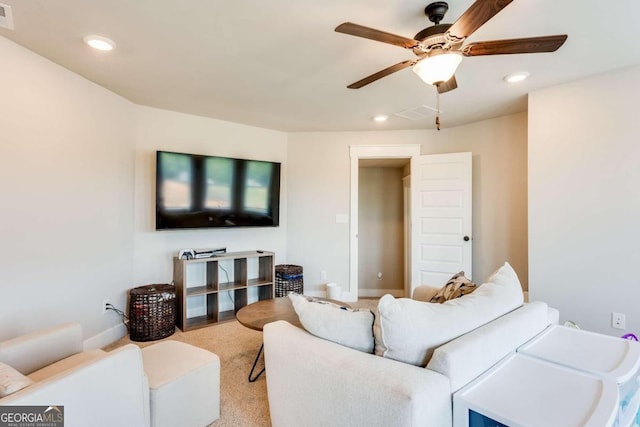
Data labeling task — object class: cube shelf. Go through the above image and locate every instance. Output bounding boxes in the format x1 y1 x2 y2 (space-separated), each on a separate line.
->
173 250 275 331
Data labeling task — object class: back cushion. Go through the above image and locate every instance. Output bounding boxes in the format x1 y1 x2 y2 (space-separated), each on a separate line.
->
289 294 375 353
427 301 551 392
374 262 524 366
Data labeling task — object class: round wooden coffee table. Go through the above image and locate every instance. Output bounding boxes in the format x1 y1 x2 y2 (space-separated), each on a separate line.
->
236 297 350 382
236 297 299 330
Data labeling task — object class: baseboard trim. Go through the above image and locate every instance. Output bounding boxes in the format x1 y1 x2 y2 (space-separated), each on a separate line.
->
83 323 127 350
358 289 404 298
304 289 403 300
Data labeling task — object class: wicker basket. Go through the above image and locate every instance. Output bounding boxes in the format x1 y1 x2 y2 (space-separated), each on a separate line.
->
129 283 176 342
275 264 303 297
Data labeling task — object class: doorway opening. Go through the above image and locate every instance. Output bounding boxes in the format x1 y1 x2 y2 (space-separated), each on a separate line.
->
348 145 421 301
349 146 473 302
358 159 410 298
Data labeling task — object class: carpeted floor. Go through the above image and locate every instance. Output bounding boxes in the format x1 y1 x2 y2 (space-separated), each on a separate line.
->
106 320 270 426
105 298 379 426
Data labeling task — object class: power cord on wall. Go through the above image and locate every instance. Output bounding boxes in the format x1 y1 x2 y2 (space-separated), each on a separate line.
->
106 303 129 331
218 265 235 305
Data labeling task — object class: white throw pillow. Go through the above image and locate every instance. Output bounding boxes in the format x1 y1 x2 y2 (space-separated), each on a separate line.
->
289 294 375 353
0 362 33 397
374 262 524 366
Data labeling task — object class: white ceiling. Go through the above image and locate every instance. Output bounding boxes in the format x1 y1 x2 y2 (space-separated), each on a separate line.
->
2 0 640 132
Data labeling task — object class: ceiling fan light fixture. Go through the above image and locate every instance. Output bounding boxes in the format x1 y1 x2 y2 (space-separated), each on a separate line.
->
413 50 462 86
83 35 116 51
503 71 530 83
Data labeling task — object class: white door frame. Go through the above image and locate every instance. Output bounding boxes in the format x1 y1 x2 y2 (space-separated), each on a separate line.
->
348 144 421 302
402 175 412 298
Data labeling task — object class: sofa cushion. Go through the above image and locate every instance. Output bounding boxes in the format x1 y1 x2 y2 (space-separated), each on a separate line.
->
429 271 478 303
289 294 375 353
412 285 440 302
264 320 453 427
374 262 524 366
27 349 106 383
0 362 33 397
0 322 82 375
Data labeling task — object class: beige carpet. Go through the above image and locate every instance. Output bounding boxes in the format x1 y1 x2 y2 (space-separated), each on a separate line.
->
105 320 271 427
105 298 378 426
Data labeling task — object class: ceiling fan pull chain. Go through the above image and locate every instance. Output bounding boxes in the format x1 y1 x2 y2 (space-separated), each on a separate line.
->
435 88 441 131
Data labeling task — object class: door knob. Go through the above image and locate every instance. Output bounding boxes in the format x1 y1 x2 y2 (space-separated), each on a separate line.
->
463 236 471 241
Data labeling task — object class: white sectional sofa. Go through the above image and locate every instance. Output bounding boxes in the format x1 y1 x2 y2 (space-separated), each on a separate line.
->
263 263 560 427
0 323 150 426
0 323 220 427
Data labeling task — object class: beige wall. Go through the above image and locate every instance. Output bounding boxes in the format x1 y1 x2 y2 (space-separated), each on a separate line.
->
0 36 289 345
287 112 529 296
528 64 640 335
132 106 288 287
0 37 136 345
2 32 530 344
358 167 404 294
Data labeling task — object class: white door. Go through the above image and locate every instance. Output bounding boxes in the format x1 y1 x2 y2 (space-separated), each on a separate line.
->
403 175 411 298
410 152 472 294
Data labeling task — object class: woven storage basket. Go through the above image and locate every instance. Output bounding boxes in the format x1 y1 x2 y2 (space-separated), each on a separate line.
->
275 264 303 297
129 283 176 342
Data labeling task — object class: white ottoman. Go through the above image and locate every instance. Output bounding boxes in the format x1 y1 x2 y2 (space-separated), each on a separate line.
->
141 340 220 427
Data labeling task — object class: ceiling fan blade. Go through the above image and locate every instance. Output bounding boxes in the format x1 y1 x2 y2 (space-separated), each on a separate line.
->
462 35 568 56
437 76 458 94
335 22 419 49
446 0 513 42
347 60 417 89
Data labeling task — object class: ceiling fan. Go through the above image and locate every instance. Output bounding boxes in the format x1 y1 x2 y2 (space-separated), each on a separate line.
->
335 0 568 94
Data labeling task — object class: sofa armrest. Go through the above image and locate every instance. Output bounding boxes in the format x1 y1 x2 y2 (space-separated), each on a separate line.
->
264 321 452 427
427 302 552 392
547 306 560 324
412 285 440 302
0 323 83 375
1 344 150 427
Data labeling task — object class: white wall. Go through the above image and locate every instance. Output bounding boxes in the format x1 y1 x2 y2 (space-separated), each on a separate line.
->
0 37 135 344
133 106 288 286
0 33 529 344
528 65 640 335
0 36 288 346
287 112 528 296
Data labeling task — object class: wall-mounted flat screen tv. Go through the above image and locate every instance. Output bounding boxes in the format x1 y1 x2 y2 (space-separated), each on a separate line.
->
156 150 281 229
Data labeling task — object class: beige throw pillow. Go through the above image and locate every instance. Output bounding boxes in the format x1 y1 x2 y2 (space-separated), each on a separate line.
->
374 262 524 366
289 294 375 353
430 271 477 303
0 362 33 397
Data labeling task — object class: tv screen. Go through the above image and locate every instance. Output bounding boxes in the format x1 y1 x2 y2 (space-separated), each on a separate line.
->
155 150 281 229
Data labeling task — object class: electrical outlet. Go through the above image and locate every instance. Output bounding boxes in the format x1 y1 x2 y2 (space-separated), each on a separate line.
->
612 312 626 330
320 270 327 281
102 299 110 315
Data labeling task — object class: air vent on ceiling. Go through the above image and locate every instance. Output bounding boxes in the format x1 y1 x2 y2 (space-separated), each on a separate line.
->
0 3 14 30
394 105 440 121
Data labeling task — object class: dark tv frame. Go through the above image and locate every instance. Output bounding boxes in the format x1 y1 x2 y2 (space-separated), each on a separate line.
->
155 150 281 230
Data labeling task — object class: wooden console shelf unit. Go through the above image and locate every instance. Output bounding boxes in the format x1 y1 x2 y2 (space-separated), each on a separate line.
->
173 250 275 331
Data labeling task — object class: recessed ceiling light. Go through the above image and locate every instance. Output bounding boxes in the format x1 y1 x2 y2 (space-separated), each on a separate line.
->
373 115 388 122
503 71 530 83
83 35 116 51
